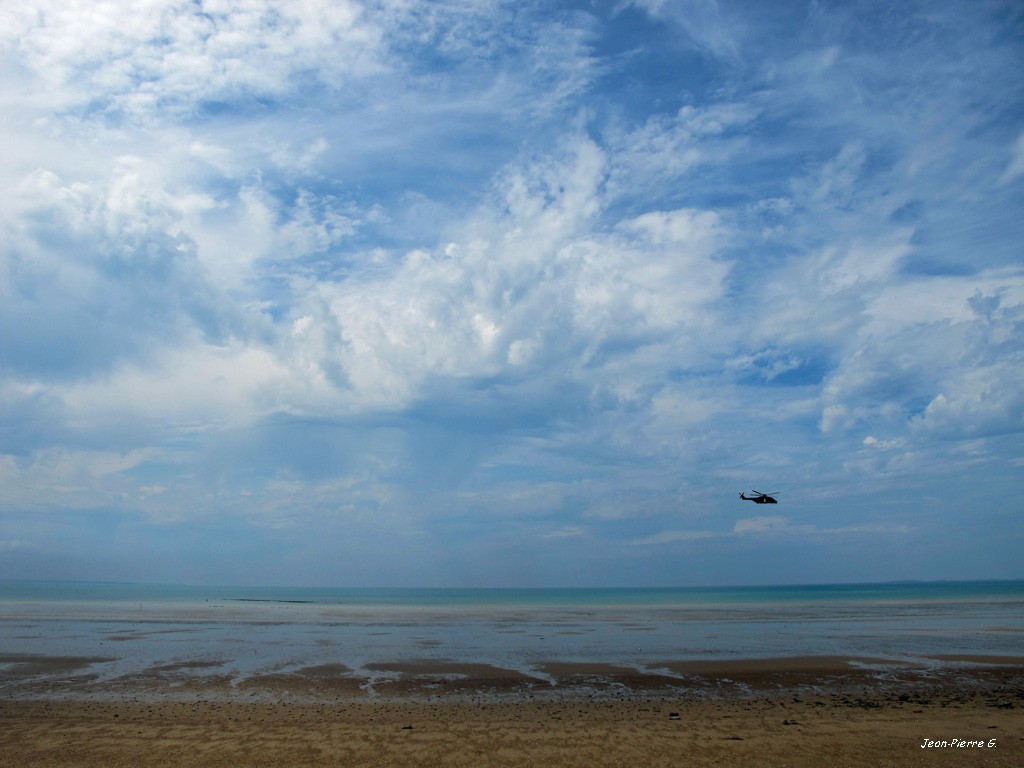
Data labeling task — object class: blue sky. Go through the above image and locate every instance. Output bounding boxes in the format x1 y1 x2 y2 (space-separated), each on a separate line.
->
1 0 1022 587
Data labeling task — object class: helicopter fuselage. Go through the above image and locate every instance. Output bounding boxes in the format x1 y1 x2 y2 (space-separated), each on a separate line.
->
740 492 778 504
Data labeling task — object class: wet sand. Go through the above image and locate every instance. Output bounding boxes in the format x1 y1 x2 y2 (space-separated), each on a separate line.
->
2 655 1022 766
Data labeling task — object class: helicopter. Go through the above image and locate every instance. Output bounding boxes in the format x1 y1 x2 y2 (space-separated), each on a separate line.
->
739 490 779 504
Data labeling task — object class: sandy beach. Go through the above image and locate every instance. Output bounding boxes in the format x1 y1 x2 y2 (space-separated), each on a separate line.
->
2 655 1021 767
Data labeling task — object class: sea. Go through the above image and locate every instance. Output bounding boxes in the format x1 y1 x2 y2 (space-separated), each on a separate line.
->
1 580 1022 694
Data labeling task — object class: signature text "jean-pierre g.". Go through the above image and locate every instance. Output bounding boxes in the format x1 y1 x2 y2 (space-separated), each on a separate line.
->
920 738 996 749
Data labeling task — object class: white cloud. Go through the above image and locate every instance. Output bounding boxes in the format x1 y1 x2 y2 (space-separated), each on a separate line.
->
0 0 382 119
819 271 1024 436
631 515 910 546
61 338 304 431
631 529 718 545
912 369 1024 439
629 0 742 61
605 102 760 197
1 159 234 381
747 228 919 357
733 515 787 534
862 436 902 450
308 135 730 410
0 446 160 510
542 526 586 540
999 132 1024 184
816 231 914 295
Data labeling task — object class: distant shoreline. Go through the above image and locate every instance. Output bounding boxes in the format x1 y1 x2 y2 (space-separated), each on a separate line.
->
3 578 1023 609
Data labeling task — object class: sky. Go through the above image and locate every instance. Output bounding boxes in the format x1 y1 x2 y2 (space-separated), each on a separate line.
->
0 0 1022 588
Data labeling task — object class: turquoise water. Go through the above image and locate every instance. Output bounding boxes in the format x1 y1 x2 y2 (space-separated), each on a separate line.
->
2 580 1022 697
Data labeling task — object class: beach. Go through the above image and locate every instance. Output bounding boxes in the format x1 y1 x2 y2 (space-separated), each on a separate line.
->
2 656 1022 767
2 582 1022 765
